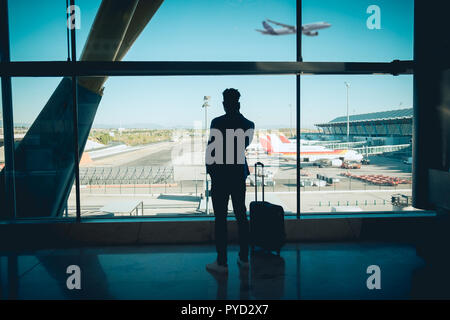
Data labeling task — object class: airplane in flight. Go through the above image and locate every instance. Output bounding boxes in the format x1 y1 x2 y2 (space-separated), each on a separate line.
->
259 134 363 163
256 19 331 36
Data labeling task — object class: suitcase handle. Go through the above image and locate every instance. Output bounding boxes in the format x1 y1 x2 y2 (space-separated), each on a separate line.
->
255 162 264 202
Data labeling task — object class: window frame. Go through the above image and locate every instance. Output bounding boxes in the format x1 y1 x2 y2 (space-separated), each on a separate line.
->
0 0 416 221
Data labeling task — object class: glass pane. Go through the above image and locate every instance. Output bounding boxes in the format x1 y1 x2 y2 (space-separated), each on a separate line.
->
6 77 80 219
9 0 68 61
300 74 414 214
302 0 414 62
74 75 296 218
76 0 296 62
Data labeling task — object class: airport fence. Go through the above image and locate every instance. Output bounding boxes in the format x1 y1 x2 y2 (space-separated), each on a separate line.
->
80 166 176 193
78 166 411 196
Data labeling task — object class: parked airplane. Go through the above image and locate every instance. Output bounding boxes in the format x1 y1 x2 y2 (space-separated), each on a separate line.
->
259 134 363 162
247 141 265 153
256 19 331 36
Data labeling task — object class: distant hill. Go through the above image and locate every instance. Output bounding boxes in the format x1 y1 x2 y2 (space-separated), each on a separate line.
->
93 123 166 129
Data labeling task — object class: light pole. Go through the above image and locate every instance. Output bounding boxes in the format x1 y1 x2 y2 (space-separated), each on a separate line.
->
202 96 211 150
345 82 350 142
202 96 211 215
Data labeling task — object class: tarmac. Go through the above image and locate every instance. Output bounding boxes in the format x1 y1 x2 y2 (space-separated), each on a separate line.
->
66 138 414 217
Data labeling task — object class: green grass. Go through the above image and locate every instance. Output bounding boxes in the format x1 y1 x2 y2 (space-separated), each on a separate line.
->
90 129 173 146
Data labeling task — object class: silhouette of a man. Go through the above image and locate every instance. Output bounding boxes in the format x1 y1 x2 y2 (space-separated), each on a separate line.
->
206 88 255 274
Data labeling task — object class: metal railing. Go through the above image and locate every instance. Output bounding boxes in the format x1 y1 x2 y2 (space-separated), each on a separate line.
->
80 166 174 186
354 144 411 156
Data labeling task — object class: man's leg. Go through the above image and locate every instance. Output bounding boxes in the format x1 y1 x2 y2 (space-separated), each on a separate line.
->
211 177 230 266
230 179 249 263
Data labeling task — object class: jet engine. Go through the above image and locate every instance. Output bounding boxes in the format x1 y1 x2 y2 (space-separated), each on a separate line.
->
304 31 319 36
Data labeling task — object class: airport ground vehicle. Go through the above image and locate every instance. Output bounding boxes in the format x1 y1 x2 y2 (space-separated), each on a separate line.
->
391 194 413 207
247 169 275 187
341 161 362 169
315 159 343 168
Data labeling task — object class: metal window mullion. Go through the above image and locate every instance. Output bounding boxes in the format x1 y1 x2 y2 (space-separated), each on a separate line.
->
0 0 16 220
296 0 302 220
0 61 414 77
70 0 81 222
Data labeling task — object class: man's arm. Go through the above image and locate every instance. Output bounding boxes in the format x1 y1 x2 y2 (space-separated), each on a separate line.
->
245 121 255 149
206 119 217 176
207 118 217 148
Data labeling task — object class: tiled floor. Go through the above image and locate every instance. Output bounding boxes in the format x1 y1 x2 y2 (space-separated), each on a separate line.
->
0 242 442 300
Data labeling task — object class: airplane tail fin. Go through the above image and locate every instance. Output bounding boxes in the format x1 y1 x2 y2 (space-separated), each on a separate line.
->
279 133 291 143
267 134 284 153
259 136 273 154
262 21 275 33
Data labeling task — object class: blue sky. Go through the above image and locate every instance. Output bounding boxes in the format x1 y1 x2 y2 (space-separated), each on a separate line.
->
6 0 414 129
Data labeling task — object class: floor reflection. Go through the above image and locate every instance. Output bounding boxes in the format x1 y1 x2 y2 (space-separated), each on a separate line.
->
1 242 443 299
1 250 111 299
206 250 286 300
8 254 18 300
250 250 286 300
206 269 228 300
37 250 112 299
239 266 250 300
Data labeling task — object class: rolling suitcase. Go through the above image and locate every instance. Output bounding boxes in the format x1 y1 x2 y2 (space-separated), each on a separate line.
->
249 162 286 255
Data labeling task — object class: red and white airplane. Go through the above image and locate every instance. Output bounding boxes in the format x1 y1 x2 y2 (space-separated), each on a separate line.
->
259 133 363 163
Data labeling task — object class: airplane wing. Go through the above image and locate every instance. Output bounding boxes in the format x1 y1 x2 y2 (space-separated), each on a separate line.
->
302 22 331 32
267 19 295 31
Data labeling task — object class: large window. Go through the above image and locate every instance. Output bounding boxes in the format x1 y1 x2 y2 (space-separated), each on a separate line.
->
302 0 414 62
299 75 413 214
8 0 68 61
75 0 297 62
69 75 297 218
0 0 416 220
10 77 76 219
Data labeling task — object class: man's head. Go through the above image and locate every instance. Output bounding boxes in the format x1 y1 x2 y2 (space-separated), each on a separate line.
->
222 88 241 114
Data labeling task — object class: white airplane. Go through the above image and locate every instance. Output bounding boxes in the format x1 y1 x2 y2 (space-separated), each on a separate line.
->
256 19 331 36
247 141 265 154
260 133 363 163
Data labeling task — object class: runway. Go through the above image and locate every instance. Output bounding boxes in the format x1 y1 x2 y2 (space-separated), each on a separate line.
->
84 141 177 168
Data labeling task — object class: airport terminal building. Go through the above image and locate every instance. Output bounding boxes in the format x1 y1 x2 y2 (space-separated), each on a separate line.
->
315 108 413 145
